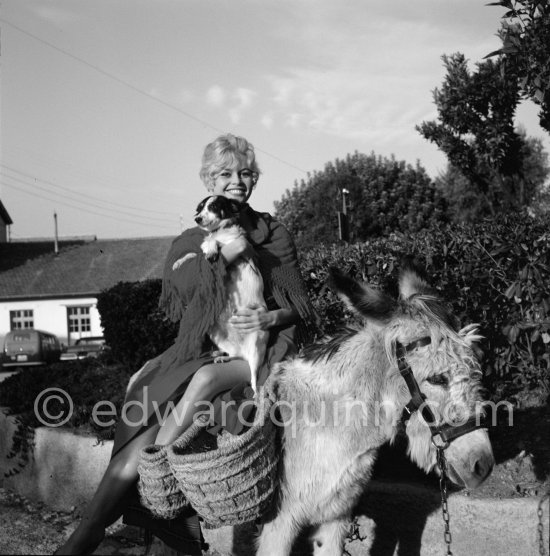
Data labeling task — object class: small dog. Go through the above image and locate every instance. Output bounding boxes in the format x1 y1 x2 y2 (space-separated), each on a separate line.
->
172 195 268 393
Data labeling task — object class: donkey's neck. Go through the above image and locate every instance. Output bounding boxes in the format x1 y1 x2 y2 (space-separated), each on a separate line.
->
278 328 400 443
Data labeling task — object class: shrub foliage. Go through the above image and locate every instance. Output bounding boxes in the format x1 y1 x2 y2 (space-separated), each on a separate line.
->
96 279 178 370
300 212 550 403
0 357 134 443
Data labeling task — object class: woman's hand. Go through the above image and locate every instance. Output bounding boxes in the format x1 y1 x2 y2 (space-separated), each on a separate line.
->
229 306 274 332
220 237 255 266
229 306 299 331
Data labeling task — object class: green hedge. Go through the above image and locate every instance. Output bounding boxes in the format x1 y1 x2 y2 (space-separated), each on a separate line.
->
96 279 178 369
299 212 550 404
0 357 133 443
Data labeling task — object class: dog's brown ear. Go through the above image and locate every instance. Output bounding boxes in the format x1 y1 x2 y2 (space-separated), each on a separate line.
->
195 196 210 214
228 199 242 214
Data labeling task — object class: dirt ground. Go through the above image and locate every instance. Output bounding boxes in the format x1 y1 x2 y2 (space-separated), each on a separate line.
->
471 401 550 499
0 487 227 555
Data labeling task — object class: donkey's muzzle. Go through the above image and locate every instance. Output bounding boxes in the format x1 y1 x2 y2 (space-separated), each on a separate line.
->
445 429 494 489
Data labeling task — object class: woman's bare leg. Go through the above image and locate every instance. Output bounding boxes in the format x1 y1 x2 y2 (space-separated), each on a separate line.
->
55 423 160 555
154 360 250 445
56 360 249 554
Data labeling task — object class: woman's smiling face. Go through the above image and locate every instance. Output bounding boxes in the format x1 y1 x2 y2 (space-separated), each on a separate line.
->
209 165 256 204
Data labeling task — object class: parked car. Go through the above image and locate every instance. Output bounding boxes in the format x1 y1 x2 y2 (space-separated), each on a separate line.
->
1 329 62 368
60 336 107 361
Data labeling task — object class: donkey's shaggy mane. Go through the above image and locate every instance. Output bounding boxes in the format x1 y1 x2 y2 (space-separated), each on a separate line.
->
300 327 360 363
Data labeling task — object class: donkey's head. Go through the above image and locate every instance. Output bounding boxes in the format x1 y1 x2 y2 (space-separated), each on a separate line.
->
329 263 494 489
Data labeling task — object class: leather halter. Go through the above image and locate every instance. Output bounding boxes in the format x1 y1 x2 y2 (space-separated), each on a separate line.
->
395 338 487 449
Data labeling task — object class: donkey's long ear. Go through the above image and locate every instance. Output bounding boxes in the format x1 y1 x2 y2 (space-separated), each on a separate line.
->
398 257 436 299
328 267 396 322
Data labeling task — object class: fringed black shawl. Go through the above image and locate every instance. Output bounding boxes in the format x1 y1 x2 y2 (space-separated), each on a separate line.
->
159 205 317 364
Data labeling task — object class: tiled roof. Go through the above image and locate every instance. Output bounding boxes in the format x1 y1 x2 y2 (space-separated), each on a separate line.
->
0 240 89 272
0 237 174 299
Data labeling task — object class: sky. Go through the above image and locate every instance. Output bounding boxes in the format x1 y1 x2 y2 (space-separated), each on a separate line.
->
1 0 549 240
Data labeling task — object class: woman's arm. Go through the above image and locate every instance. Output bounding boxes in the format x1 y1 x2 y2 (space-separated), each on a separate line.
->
229 306 299 332
219 236 255 266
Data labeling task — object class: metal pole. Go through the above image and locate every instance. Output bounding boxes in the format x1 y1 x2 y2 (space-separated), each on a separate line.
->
54 211 59 255
342 188 349 215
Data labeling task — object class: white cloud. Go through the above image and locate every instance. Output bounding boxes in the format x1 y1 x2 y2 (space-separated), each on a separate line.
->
261 113 274 129
252 0 503 145
228 88 257 124
206 85 227 107
285 113 302 129
269 77 296 107
262 65 435 144
234 88 256 107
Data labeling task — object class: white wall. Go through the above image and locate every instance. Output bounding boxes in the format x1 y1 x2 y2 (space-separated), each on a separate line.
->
0 297 103 347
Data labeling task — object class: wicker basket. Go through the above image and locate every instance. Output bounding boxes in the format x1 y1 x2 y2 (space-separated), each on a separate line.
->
137 444 188 520
166 392 280 528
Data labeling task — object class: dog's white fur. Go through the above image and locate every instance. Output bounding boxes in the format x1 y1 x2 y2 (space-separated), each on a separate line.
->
173 195 268 393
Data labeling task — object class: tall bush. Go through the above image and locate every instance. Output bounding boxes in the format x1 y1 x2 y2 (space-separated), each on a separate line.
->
299 213 550 403
274 152 447 249
96 279 178 369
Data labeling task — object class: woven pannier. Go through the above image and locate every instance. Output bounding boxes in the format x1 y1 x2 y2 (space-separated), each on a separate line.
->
137 444 188 520
166 391 280 528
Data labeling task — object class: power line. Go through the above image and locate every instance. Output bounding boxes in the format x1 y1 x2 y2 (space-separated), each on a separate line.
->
1 173 176 224
2 164 179 217
1 179 178 231
0 17 308 174
1 165 179 221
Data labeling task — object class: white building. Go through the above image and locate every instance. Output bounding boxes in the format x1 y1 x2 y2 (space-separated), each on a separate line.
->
0 201 13 243
0 236 173 347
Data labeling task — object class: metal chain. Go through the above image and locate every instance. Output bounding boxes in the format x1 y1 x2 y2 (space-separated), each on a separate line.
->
436 447 453 556
538 492 549 556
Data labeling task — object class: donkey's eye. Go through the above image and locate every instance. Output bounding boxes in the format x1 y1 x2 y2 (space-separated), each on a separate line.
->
426 373 449 387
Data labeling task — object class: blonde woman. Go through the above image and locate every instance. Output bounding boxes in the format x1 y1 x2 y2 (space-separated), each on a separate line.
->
56 134 316 555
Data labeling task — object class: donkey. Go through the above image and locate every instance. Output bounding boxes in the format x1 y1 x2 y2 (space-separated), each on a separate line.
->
255 264 494 556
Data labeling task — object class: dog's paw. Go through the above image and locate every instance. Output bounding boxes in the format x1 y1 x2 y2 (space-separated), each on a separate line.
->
172 253 197 270
201 238 219 261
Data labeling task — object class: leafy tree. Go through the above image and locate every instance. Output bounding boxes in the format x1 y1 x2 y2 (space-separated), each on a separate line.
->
416 53 549 215
434 166 489 223
274 151 447 248
486 0 550 132
435 129 550 222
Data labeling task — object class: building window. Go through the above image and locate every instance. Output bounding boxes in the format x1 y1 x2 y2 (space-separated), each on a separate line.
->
67 306 91 333
10 309 34 330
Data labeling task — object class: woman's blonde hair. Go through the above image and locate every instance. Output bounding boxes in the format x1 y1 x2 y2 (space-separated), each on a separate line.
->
199 134 260 189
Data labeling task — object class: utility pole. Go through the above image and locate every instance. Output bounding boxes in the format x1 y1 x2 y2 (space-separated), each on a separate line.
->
54 211 59 255
338 188 350 242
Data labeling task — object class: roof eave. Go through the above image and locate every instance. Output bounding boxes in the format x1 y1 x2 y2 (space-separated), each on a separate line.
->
0 291 101 302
